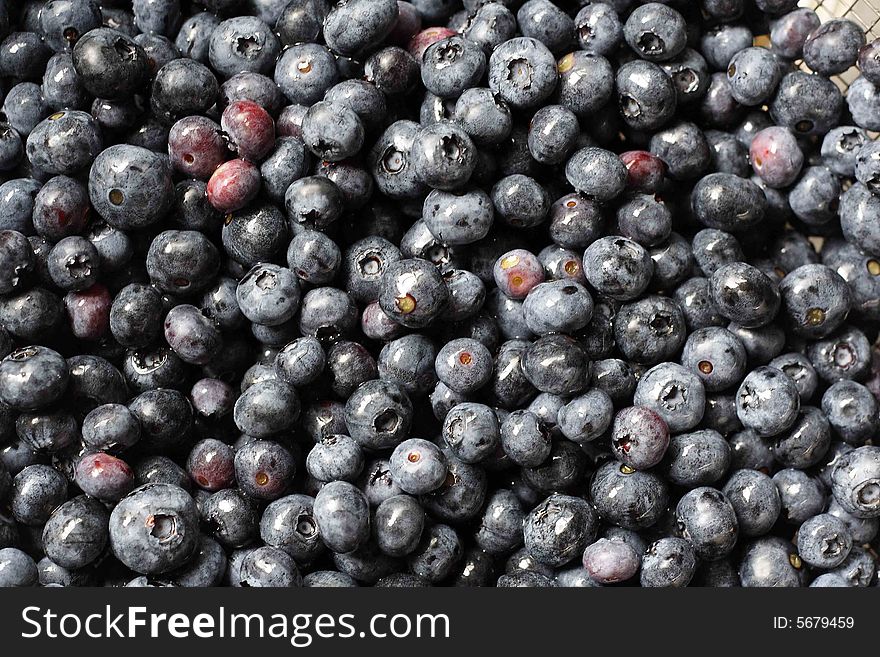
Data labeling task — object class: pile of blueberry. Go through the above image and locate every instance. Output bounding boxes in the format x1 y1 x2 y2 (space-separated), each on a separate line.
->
0 0 879 589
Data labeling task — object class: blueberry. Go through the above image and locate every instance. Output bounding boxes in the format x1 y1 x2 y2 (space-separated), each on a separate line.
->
676 487 738 560
186 439 235 492
803 19 865 76
770 8 820 59
831 446 880 519
152 58 218 124
233 379 300 438
590 460 668 530
692 174 766 234
822 380 878 445
640 537 696 587
664 429 731 487
488 37 557 110
275 43 339 107
774 468 826 524
726 47 781 107
681 326 747 392
239 546 302 587
42 494 109 569
797 513 852 569
27 110 102 176
313 480 370 554
345 380 413 451
829 546 876 587
583 537 640 585
614 296 687 365
574 3 622 56
410 120 476 191
71 28 148 99
11 464 68 526
378 258 448 328
616 59 677 131
322 0 398 57
202 488 259 549
624 3 686 62
90 144 173 230
208 16 280 79
373 494 425 558
722 469 781 537
608 406 668 470
0 548 38 587
522 494 597 567
771 71 843 137
806 325 872 384
389 438 447 495
739 537 805 587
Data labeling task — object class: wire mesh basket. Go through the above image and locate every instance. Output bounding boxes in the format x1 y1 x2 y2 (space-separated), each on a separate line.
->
800 0 880 88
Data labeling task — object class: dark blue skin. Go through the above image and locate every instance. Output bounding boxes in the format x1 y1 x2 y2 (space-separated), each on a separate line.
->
239 546 302 587
260 494 323 565
0 347 68 411
390 438 447 496
623 2 687 62
488 37 557 111
235 439 295 501
174 12 219 63
322 0 397 57
591 461 669 531
42 495 109 570
208 16 280 80
11 464 68 527
474 489 524 555
796 513 852 569
313 480 370 554
26 110 102 176
89 144 173 230
128 389 193 452
422 36 486 99
640 537 697 587
151 58 218 124
0 548 38 587
82 404 141 451
109 484 199 575
71 28 149 99
0 31 52 80
306 434 364 483
442 402 500 464
739 537 806 587
373 494 425 558
201 488 259 549
408 523 462 583
523 494 598 568
42 52 88 111
233 379 300 438
3 82 46 136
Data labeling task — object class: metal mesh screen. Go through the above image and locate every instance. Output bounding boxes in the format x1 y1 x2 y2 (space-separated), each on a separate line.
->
800 0 880 88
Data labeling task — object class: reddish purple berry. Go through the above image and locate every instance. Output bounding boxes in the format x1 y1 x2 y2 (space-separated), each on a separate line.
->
750 126 804 189
493 249 545 300
220 100 276 162
408 27 457 61
75 453 136 502
207 158 261 213
620 150 667 193
168 116 228 180
187 438 236 492
64 283 111 341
